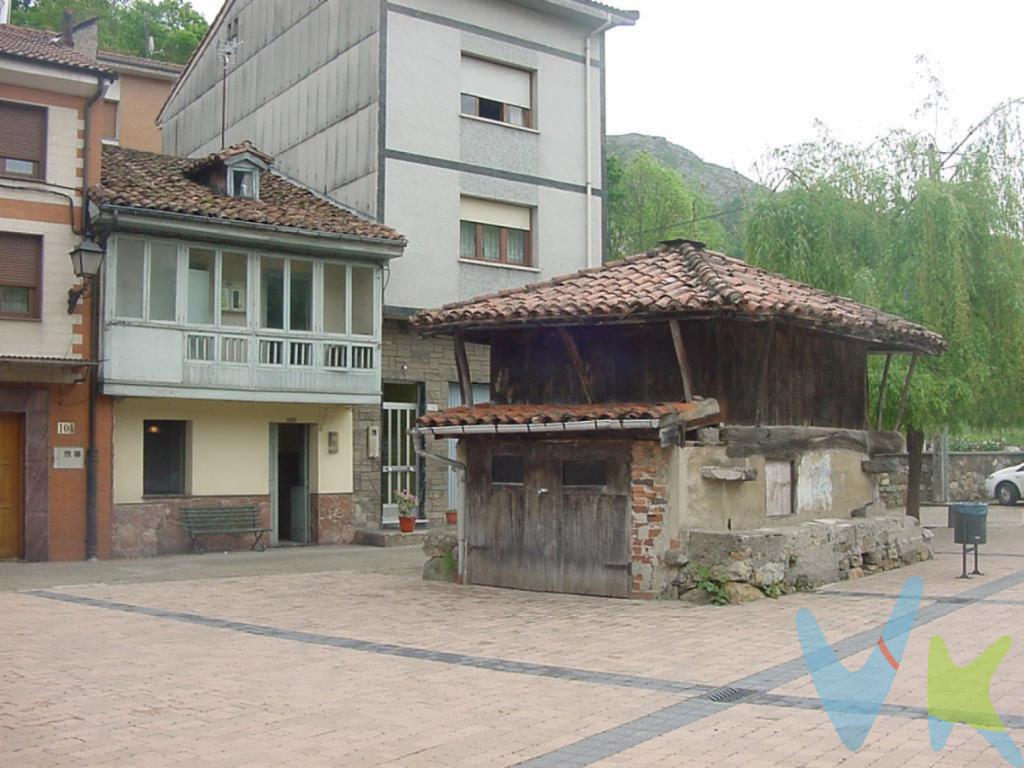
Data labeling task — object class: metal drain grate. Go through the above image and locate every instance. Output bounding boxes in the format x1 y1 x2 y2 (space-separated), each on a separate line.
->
941 596 973 605
704 686 756 704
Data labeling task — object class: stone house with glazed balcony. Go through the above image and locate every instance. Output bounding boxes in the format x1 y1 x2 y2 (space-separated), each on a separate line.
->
413 241 946 599
155 0 638 537
89 142 406 557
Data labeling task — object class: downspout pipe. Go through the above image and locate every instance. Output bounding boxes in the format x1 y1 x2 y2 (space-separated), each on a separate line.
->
412 432 468 580
83 74 109 561
585 14 615 269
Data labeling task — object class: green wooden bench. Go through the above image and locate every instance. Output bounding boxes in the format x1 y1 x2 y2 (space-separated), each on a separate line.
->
180 506 270 554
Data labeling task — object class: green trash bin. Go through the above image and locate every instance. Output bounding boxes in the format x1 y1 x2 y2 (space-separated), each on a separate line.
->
950 502 987 577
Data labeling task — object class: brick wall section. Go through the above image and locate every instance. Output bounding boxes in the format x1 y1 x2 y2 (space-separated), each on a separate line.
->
349 319 489 531
310 493 353 544
112 495 271 558
630 441 674 599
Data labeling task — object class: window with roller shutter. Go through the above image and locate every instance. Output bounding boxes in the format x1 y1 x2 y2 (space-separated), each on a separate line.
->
0 233 42 318
0 101 46 180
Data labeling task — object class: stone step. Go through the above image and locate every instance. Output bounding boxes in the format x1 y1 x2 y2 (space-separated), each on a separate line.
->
353 528 432 548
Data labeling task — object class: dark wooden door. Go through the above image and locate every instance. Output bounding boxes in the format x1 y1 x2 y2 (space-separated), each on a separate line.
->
0 414 23 559
467 440 631 598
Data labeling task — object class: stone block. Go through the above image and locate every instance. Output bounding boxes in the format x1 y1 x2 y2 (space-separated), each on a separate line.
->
724 581 764 604
423 530 458 558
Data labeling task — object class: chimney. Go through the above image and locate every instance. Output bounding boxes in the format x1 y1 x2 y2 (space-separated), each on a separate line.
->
61 9 74 46
1 1 11 26
71 16 99 59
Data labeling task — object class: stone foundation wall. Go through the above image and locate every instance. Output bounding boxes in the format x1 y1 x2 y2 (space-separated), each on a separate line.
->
879 452 1023 506
675 515 933 603
309 493 354 544
112 495 271 558
630 442 676 599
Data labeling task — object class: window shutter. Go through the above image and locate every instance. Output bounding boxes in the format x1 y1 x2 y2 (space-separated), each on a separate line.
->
461 197 532 231
0 102 45 163
0 233 41 288
461 57 532 108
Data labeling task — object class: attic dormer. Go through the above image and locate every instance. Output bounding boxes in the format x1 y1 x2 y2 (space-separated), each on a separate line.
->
225 156 262 200
183 141 274 201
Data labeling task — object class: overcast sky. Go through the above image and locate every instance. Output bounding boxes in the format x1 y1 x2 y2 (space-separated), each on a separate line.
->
190 0 1024 180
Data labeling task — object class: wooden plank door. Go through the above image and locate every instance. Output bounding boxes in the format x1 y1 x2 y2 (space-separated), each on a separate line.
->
467 440 630 598
549 444 631 598
765 460 794 518
0 414 23 559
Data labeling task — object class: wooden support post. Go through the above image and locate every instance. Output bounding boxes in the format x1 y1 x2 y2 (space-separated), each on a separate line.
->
874 353 893 431
668 318 694 402
894 354 918 432
454 332 473 406
754 320 776 426
557 326 594 404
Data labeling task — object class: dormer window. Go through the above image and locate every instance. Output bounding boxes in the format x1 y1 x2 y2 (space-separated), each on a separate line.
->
230 168 256 199
225 159 260 200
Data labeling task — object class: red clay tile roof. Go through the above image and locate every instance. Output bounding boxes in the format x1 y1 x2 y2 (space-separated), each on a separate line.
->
91 145 405 242
414 241 946 355
96 50 183 76
417 401 717 429
184 141 275 174
0 24 114 75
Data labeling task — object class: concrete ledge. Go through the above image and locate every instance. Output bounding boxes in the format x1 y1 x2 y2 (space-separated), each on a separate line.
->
354 529 431 548
678 515 934 601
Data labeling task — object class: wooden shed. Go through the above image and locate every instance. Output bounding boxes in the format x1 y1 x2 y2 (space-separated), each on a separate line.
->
412 241 945 599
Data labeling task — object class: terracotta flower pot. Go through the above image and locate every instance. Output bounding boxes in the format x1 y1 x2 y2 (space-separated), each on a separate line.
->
398 516 416 533
445 511 458 526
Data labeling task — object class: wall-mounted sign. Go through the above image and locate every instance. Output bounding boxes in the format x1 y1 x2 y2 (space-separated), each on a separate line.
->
327 431 339 455
56 421 76 435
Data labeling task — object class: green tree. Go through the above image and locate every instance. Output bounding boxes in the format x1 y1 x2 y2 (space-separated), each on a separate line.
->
745 95 1024 517
607 151 729 259
12 0 208 64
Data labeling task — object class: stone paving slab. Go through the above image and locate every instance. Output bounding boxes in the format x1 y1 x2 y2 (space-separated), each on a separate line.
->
2 523 1023 767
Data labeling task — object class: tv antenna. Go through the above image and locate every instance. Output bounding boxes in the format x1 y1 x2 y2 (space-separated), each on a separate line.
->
217 38 243 149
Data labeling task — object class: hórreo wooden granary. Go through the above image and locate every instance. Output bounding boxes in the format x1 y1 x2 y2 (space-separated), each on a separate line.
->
412 241 946 599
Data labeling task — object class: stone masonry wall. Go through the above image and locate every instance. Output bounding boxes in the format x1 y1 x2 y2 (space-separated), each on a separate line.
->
879 452 1023 506
309 493 354 545
630 442 676 599
349 319 489 531
112 495 271 558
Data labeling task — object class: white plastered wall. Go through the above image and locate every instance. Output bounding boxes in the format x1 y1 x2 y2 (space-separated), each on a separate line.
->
113 399 354 504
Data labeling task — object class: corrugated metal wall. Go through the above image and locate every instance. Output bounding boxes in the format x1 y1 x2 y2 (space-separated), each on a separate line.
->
161 0 382 214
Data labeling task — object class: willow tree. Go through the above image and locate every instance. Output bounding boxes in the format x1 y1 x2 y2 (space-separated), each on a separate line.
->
745 95 1024 517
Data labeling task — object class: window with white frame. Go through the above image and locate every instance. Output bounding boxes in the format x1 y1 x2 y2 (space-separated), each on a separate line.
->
111 238 377 340
460 56 533 129
459 197 533 266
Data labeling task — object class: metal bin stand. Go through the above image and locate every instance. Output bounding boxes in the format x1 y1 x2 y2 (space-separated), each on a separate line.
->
951 502 988 578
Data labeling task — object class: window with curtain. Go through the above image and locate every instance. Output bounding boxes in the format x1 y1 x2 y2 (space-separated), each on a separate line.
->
0 232 41 318
458 197 533 267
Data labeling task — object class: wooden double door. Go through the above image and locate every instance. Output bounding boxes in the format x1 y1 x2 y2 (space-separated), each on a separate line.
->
0 414 23 559
466 439 631 598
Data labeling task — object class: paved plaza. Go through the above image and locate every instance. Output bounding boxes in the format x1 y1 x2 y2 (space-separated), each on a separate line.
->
3 510 1024 767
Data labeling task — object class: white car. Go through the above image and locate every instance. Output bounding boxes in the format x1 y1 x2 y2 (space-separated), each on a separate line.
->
985 463 1024 505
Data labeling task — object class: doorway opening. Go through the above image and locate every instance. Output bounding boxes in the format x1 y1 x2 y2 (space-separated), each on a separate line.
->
382 382 422 525
272 423 310 544
0 413 24 559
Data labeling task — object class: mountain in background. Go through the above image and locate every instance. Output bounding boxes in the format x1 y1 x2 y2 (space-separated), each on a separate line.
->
606 133 761 251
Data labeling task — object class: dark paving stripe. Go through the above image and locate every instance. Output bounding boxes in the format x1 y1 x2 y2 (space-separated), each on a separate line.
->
516 567 1024 767
25 590 711 697
813 589 1024 607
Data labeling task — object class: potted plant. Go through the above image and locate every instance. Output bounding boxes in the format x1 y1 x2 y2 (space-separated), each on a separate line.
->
445 509 458 526
396 490 418 533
